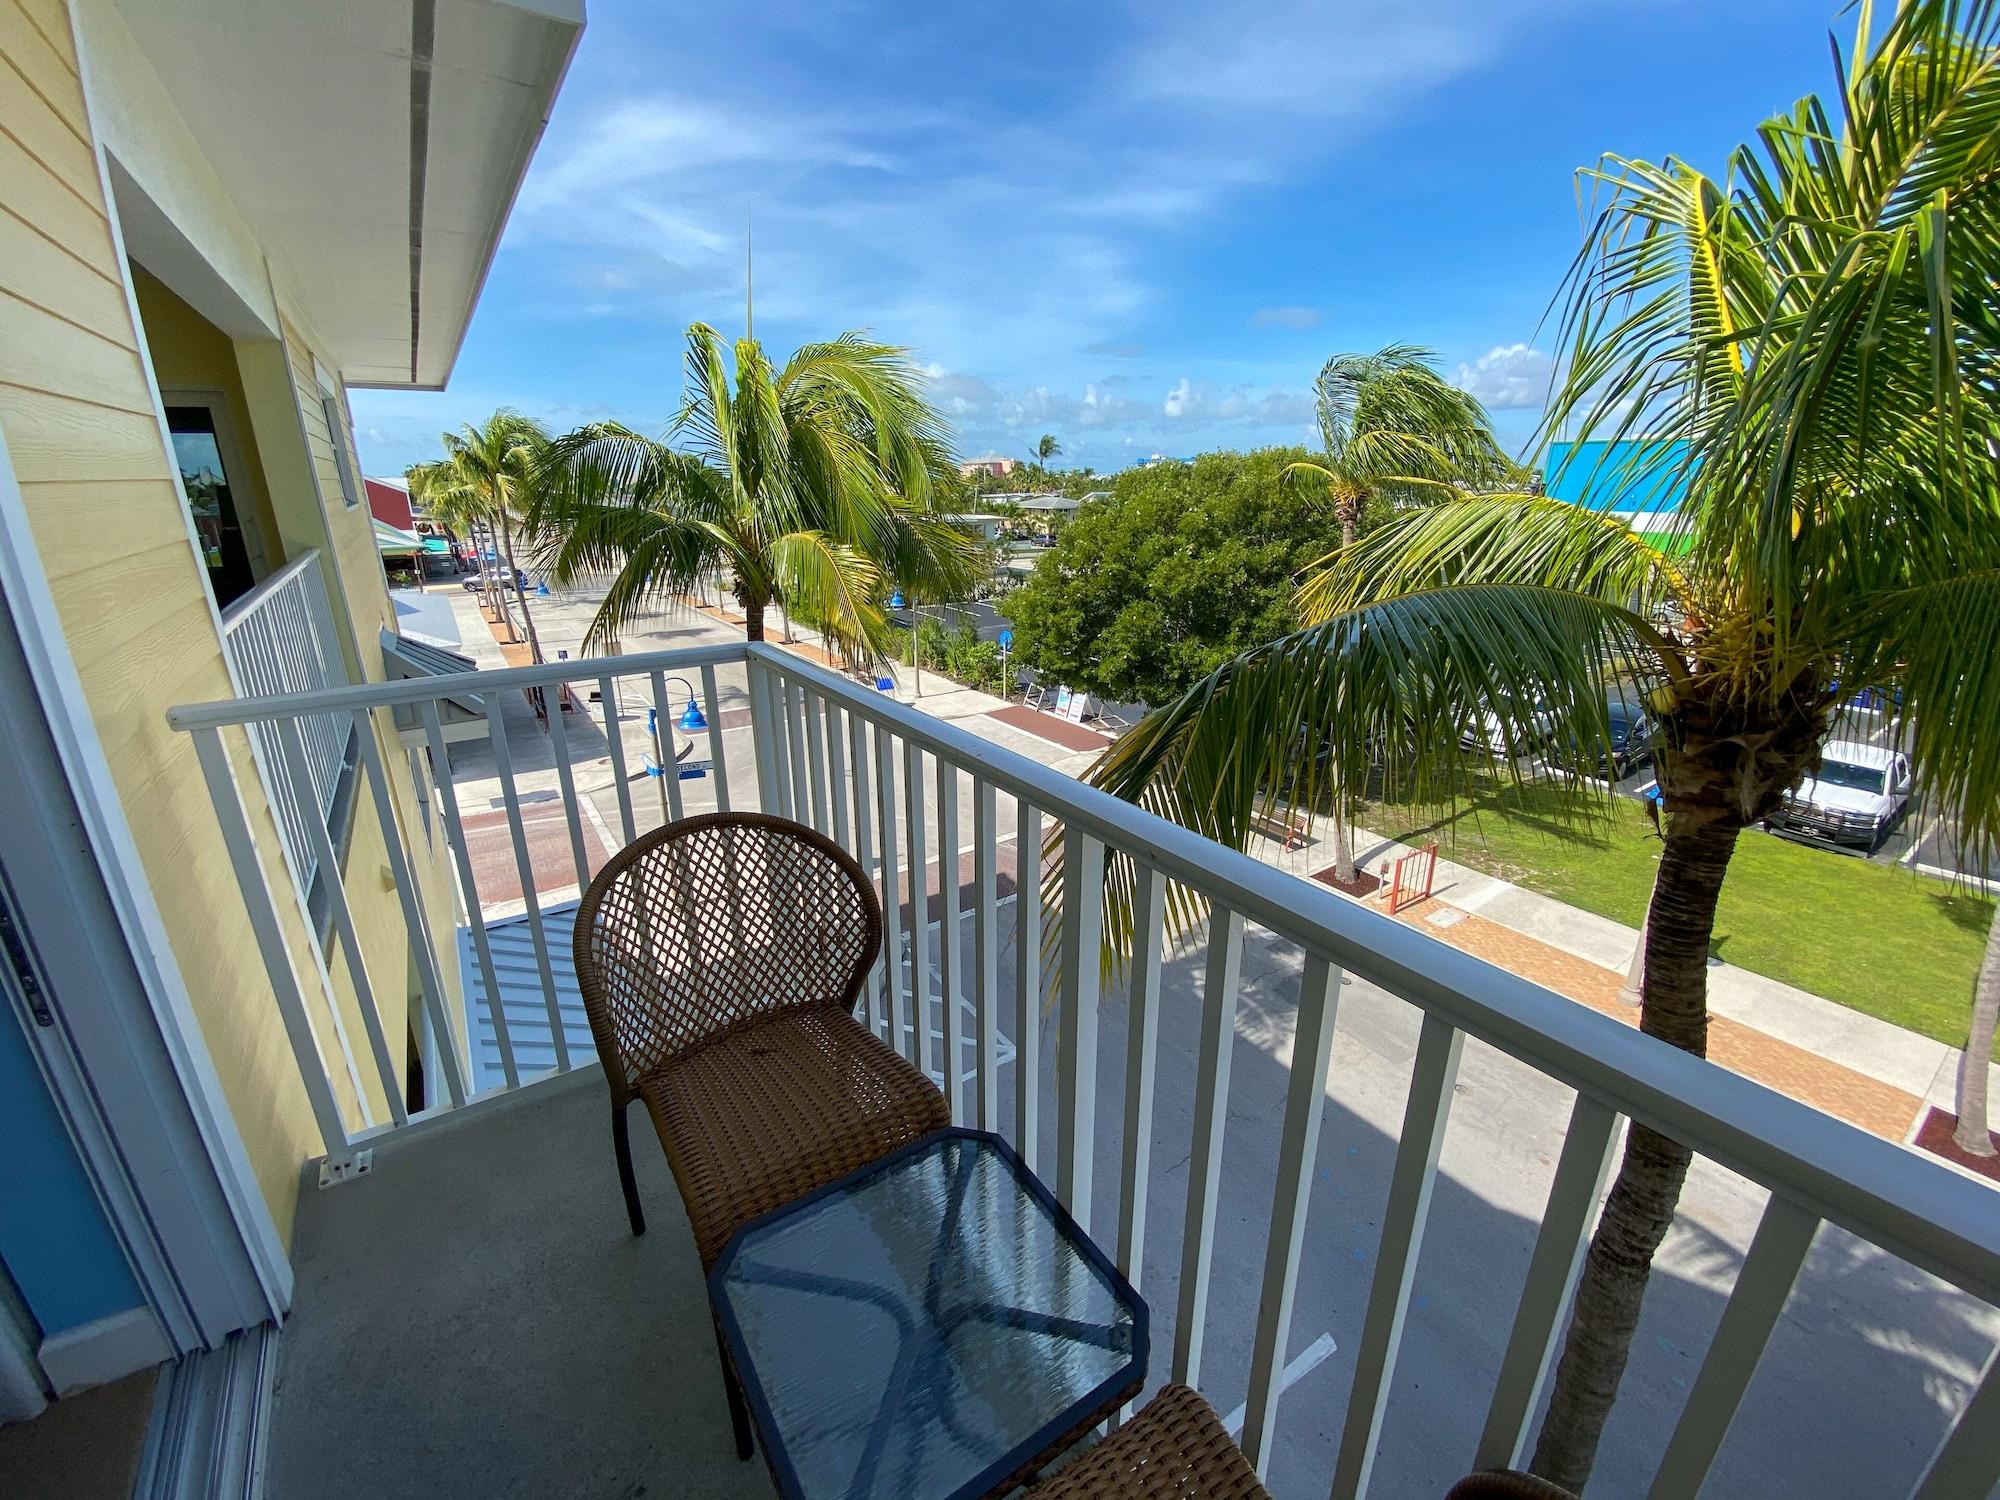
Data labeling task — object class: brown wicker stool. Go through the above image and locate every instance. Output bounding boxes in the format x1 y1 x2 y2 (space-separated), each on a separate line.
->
1029 1384 1271 1498
1444 1471 1580 1499
573 813 949 1459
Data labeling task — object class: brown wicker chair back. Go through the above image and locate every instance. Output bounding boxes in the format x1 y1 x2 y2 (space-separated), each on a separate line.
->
573 813 883 1102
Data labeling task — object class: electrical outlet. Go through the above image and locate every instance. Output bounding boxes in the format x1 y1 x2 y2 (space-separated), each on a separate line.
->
317 1149 375 1189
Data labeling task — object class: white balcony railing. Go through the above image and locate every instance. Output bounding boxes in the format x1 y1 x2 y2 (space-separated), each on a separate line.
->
165 641 2000 1499
219 550 350 896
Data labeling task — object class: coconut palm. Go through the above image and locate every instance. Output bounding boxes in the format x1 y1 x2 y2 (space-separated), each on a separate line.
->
408 412 550 663
1084 2 2000 1488
1284 345 1518 552
1036 432 1062 465
531 324 980 664
1280 346 1520 881
1958 911 2000 1154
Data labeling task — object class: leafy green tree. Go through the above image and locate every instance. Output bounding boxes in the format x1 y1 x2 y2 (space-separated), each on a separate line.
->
1006 448 1327 710
531 325 981 663
408 411 551 662
1085 4 2000 1488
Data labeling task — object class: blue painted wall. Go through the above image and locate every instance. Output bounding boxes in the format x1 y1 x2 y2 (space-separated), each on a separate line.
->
1545 439 1694 518
0 1004 144 1337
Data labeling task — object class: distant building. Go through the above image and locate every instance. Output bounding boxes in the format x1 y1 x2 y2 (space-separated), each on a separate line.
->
960 453 1019 478
365 475 415 530
1544 439 1694 533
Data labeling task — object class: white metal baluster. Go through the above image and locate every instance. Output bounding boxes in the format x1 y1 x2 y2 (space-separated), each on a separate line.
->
1912 1346 2000 1500
847 713 882 1033
785 680 812 826
1477 1095 1622 1470
766 668 793 818
1241 952 1342 1475
903 741 933 1077
936 756 964 1118
1330 1014 1465 1500
350 706 466 1109
875 724 908 1053
188 725 354 1156
825 701 850 853
1115 864 1167 1287
803 690 830 833
649 670 685 823
698 662 731 813
485 695 570 1072
1172 903 1243 1385
972 778 1000 1130
1014 801 1043 1170
1646 1197 1821 1500
1056 827 1105 1229
544 684 593 892
422 701 516 1089
598 675 637 844
747 658 781 814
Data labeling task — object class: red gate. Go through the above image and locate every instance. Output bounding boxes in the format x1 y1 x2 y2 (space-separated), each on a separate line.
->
1386 842 1440 915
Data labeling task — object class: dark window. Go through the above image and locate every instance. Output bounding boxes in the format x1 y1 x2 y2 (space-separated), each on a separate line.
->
166 405 255 608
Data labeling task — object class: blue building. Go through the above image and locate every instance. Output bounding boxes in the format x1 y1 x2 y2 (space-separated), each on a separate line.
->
1544 438 1694 531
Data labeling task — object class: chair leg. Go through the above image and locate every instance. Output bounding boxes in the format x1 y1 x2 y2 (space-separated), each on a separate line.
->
611 1103 645 1237
713 1317 755 1461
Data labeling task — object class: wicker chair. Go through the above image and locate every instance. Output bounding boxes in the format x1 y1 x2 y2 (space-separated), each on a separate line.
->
1030 1385 1271 1498
572 812 950 1459
1443 1472 1579 1498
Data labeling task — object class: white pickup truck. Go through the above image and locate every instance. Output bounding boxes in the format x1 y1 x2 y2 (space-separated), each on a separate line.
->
1767 740 1911 851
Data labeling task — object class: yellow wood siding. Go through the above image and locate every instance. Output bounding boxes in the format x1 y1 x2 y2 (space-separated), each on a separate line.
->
0 0 414 1244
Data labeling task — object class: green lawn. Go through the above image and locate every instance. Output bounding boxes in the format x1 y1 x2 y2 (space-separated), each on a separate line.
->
1359 777 1996 1054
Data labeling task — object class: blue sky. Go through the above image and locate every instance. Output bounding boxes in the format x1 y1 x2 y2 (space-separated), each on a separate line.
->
352 0 1844 478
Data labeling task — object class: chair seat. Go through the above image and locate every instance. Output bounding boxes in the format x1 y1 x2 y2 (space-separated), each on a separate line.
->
1032 1384 1270 1498
639 1006 950 1267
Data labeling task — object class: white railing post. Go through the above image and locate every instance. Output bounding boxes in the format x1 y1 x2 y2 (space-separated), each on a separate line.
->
1056 826 1105 1229
972 778 1000 1131
903 741 933 1076
874 723 907 1052
1646 1197 1820 1500
1014 801 1043 1170
1331 1014 1465 1500
186 724 354 1161
1477 1095 1622 1470
747 656 781 816
1240 952 1341 1475
1172 903 1243 1386
935 755 964 1117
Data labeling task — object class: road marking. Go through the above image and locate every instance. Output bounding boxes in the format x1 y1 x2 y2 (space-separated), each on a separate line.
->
1221 1333 1339 1437
1899 812 1940 867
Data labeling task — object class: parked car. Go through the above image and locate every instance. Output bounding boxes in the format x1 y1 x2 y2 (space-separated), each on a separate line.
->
1460 694 1554 757
1767 740 1911 850
1551 684 1657 780
463 567 528 593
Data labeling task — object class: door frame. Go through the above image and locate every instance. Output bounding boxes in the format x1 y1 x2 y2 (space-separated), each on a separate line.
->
0 428 289 1358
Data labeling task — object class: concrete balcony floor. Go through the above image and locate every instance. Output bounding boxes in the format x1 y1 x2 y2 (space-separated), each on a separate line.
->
263 1066 776 1500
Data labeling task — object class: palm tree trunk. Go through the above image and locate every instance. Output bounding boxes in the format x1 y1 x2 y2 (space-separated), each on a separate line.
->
1329 790 1356 883
742 598 765 643
1953 905 2000 1156
480 519 516 641
1529 809 1739 1491
497 511 544 663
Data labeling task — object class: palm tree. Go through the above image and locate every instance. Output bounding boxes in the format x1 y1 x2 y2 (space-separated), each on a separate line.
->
1281 347 1518 881
409 412 551 663
1284 345 1516 551
1036 433 1062 465
532 324 980 665
1084 3 2000 1489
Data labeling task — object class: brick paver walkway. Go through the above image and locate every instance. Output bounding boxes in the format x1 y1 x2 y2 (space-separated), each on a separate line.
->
986 704 1118 752
1382 893 1924 1141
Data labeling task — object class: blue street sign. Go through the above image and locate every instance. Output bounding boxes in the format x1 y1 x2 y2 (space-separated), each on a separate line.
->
889 589 906 610
997 629 1013 651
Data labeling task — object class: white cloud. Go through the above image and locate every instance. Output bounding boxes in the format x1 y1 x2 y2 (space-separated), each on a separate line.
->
1162 377 1315 427
1254 306 1322 330
1453 343 1555 411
